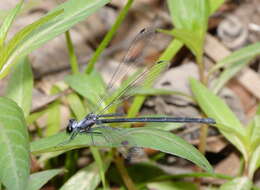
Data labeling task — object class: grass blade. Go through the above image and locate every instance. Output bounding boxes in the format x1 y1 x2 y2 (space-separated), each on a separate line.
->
211 57 251 94
0 0 109 79
0 0 23 48
0 97 30 190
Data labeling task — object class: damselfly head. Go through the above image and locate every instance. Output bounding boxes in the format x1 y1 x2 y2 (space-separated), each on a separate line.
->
66 119 77 134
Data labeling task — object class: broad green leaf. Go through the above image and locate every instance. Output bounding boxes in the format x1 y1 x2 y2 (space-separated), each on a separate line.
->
219 177 252 190
0 0 109 79
65 71 106 108
190 79 248 160
167 0 209 33
0 10 63 78
46 101 61 136
147 181 197 190
166 0 209 59
0 97 30 190
209 42 260 74
27 169 63 190
172 29 203 60
211 57 251 94
31 127 213 173
248 145 260 179
0 0 23 48
67 93 86 120
60 159 111 190
5 56 33 117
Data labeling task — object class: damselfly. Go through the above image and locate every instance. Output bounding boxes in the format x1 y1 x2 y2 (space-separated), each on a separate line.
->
62 28 216 154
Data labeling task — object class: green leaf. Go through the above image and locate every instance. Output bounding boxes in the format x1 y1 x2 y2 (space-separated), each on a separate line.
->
166 0 209 59
5 56 33 117
31 127 213 173
0 9 63 78
247 113 260 150
209 42 260 74
0 97 30 190
219 177 252 190
0 0 23 48
167 0 209 33
0 0 109 79
248 145 260 179
209 0 225 15
147 181 197 190
60 160 110 190
65 71 106 108
190 79 248 160
211 57 251 94
27 169 63 190
172 29 203 60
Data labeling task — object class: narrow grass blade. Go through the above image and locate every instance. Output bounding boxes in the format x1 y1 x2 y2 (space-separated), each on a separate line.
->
0 9 63 77
27 169 63 190
248 145 260 179
85 0 133 73
211 57 251 94
0 97 30 190
0 0 23 48
5 56 33 117
0 0 109 79
209 42 260 74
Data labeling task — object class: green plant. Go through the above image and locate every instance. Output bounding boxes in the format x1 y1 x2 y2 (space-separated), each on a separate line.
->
1 0 260 190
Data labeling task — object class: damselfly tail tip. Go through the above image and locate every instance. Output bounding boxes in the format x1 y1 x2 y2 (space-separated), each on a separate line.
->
206 118 216 124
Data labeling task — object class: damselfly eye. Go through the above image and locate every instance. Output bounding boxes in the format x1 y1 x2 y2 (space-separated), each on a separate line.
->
66 119 76 133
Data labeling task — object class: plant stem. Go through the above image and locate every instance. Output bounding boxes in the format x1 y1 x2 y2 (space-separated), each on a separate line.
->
91 147 108 190
65 31 79 74
114 152 137 190
85 0 134 74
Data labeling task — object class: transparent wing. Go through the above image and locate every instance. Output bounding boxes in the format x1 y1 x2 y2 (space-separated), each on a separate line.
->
97 60 169 115
93 27 167 114
90 126 140 159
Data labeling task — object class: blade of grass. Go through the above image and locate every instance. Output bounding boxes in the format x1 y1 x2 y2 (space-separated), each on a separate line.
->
85 0 134 74
65 31 79 74
0 0 23 49
0 0 109 79
211 57 251 94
